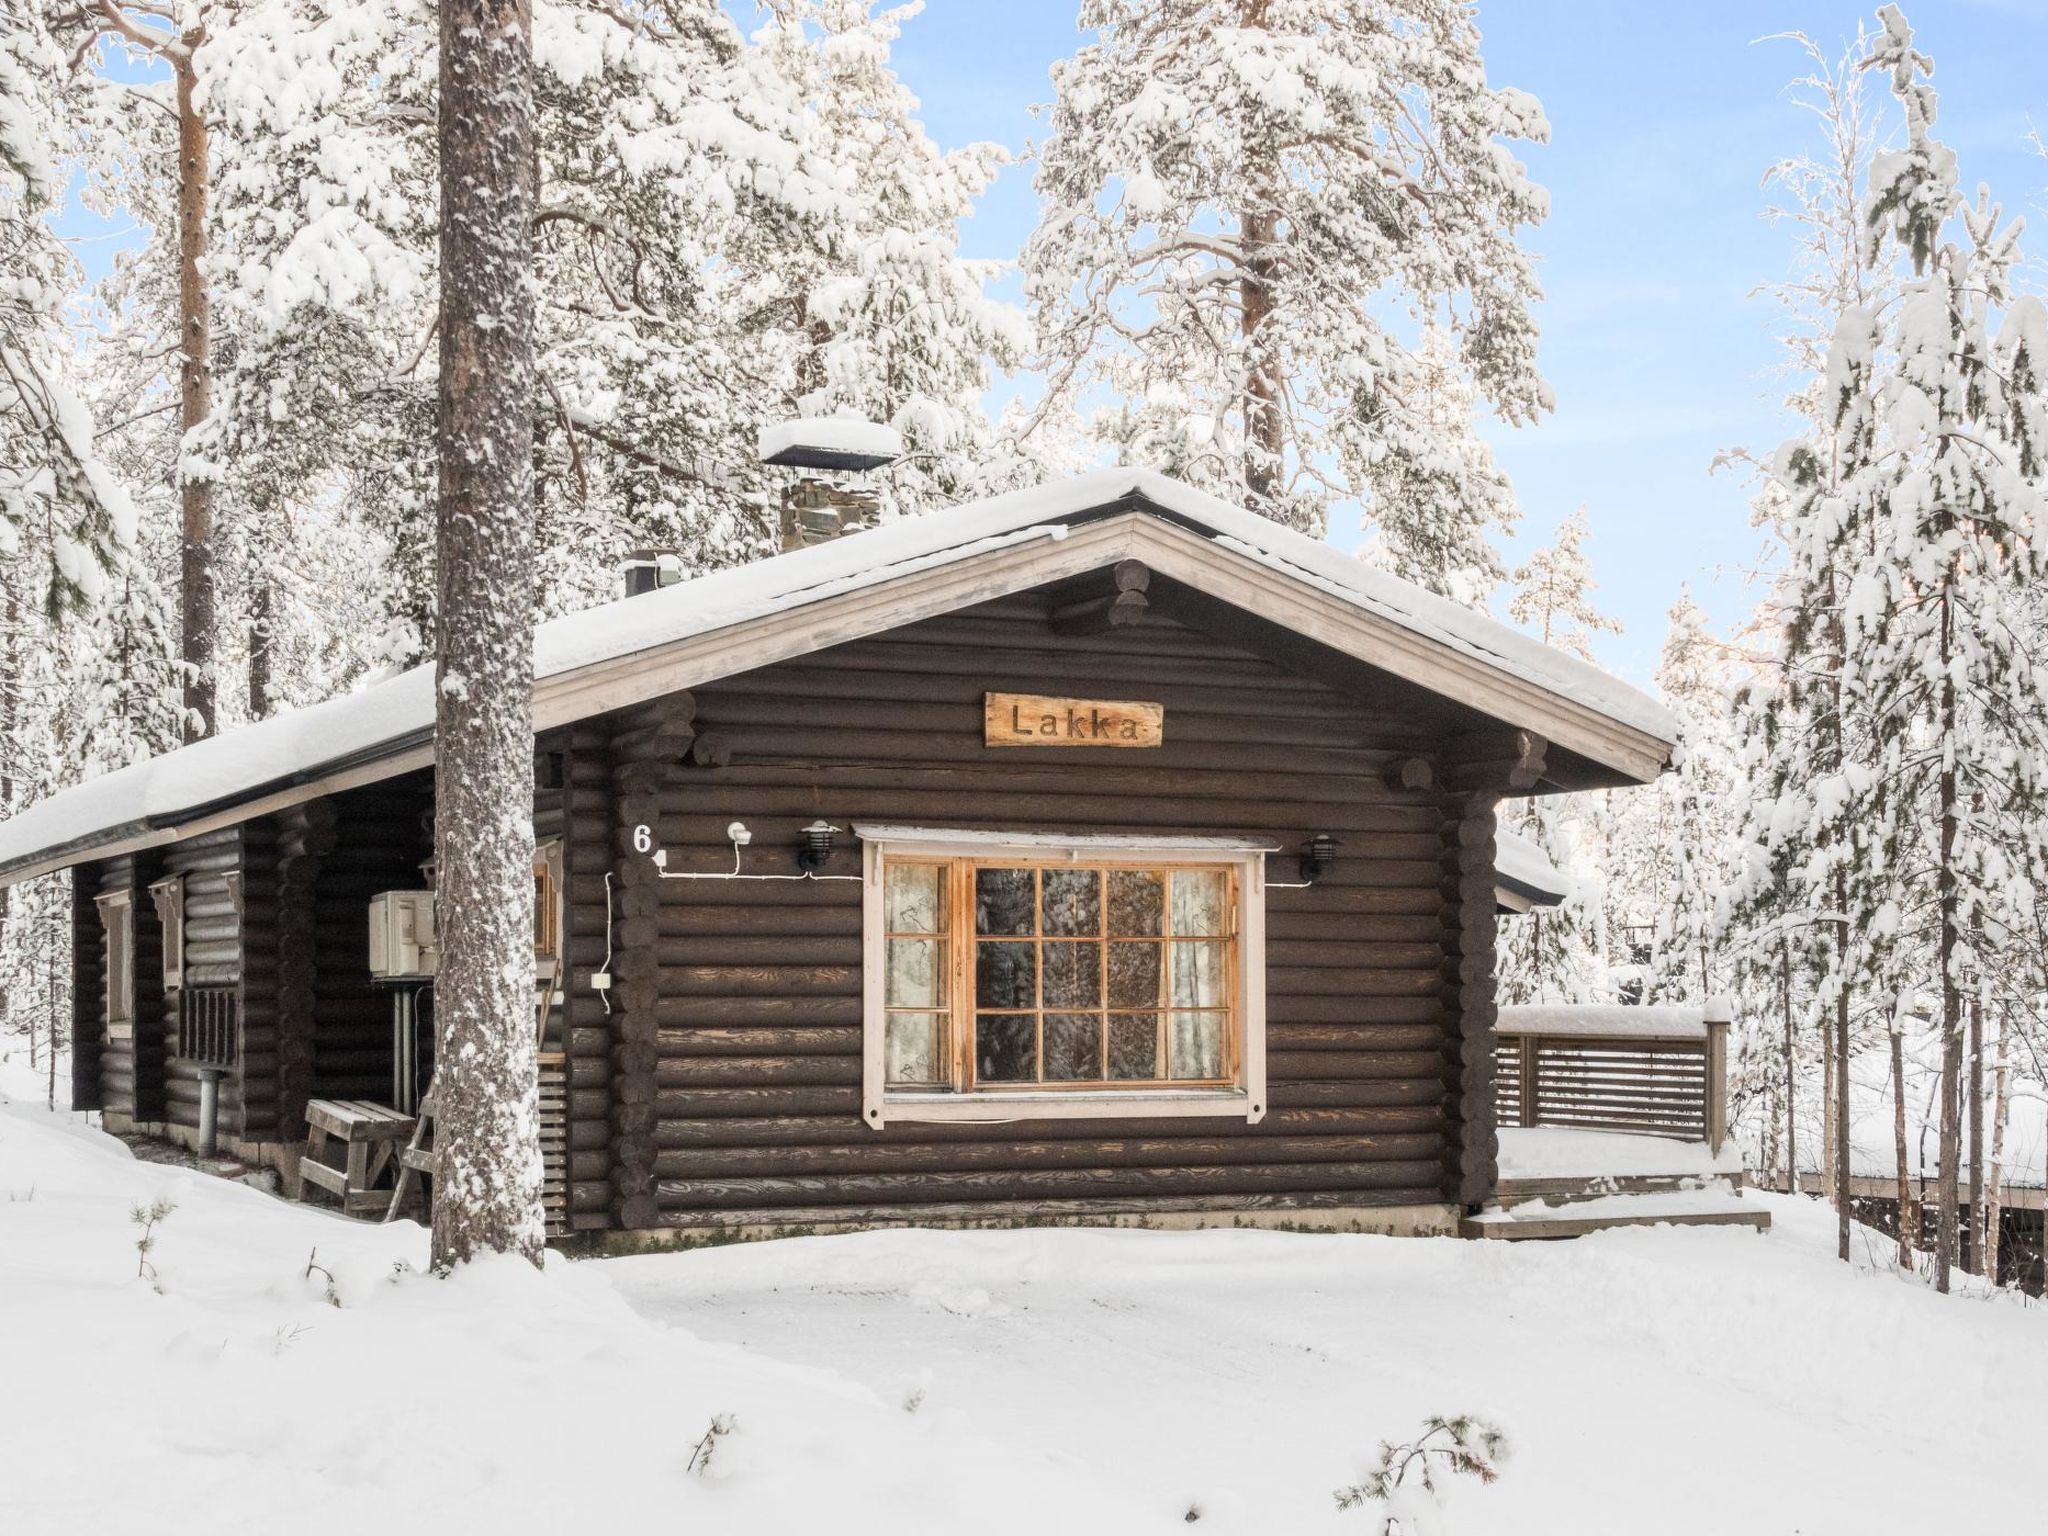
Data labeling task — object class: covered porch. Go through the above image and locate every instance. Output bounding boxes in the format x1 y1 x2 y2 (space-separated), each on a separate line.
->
1464 1003 1768 1239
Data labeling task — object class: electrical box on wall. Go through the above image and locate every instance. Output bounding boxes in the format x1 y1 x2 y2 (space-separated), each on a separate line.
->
368 891 438 979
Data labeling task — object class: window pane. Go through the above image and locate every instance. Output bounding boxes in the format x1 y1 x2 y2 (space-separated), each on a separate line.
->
1040 869 1101 935
885 862 944 934
1108 1014 1160 1079
976 941 1037 1009
1042 941 1102 1008
885 938 945 1009
885 1013 944 1085
976 1014 1036 1082
1107 941 1162 1008
1107 869 1164 936
975 867 1034 935
1169 941 1228 1008
1170 1011 1224 1080
1171 869 1229 936
1044 1013 1103 1081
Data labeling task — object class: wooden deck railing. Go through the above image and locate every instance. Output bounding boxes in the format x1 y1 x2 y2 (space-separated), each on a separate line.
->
1496 1003 1730 1151
175 985 240 1070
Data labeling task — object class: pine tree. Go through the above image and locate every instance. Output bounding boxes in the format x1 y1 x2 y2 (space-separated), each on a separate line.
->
1496 507 1623 1002
1507 508 1622 663
431 0 546 1271
47 0 223 739
1729 24 1894 1264
1821 5 2048 1291
0 1 134 619
1023 0 1550 536
752 0 1027 516
1358 321 1519 607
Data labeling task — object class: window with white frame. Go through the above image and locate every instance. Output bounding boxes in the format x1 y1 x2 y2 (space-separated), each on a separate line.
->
859 829 1267 1126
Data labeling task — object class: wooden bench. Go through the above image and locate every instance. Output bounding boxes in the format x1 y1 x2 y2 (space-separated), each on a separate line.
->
298 1099 417 1217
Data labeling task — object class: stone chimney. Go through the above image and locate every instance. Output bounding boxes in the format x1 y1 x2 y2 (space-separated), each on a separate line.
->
757 418 904 552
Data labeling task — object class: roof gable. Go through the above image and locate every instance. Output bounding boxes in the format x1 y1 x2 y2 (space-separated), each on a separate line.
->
0 470 1677 883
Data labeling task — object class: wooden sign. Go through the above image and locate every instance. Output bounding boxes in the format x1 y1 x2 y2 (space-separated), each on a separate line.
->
984 693 1164 748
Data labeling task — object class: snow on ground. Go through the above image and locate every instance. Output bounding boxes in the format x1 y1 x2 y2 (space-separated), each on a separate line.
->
1499 1126 1745 1179
2 1063 2043 1535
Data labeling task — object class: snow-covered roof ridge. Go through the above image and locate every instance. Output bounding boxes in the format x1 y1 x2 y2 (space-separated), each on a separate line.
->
0 469 1677 881
1497 1003 1732 1042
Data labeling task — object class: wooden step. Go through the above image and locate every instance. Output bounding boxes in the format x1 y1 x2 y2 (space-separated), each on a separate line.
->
1494 1170 1748 1205
1462 1204 1771 1241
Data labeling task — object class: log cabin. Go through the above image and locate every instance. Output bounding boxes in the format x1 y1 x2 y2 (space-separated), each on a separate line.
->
0 466 1677 1246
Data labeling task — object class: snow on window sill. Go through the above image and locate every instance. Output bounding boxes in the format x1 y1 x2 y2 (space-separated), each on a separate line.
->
870 1088 1261 1127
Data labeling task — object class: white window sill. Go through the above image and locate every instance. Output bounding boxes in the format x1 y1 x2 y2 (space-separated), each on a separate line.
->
871 1089 1263 1127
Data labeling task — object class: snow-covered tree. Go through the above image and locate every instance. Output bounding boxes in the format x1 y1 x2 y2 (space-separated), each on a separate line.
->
431 0 546 1271
1023 0 1550 537
1357 321 1518 607
0 1 133 620
751 0 1028 515
1845 7 2048 1291
1507 507 1621 663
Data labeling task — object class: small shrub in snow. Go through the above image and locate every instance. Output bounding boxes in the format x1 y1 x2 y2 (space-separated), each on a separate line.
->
129 1198 174 1284
687 1414 735 1476
1335 1415 1508 1532
304 1249 342 1307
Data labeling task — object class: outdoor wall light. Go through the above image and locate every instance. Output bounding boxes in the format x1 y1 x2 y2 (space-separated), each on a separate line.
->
1299 833 1341 884
798 820 841 871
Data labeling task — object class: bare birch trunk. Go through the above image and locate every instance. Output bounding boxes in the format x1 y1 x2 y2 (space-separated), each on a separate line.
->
1835 952 1851 1263
1965 986 1983 1274
430 0 543 1271
1891 1003 1915 1265
1982 1012 2010 1287
174 47 216 742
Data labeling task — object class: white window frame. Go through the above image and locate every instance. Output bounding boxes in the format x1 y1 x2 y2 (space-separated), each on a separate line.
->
96 890 135 1042
857 826 1268 1129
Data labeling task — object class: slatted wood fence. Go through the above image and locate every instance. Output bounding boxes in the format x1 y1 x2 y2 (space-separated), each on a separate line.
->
1496 1004 1730 1151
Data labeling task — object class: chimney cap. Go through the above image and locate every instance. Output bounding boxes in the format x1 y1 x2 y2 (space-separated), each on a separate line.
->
757 417 904 472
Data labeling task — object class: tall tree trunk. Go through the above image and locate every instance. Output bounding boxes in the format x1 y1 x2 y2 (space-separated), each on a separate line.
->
174 46 216 742
1821 1010 1837 1205
1934 596 1961 1295
1890 999 1915 1265
248 543 274 722
431 0 543 1271
1966 981 1983 1275
0 578 16 1037
1834 903 1851 1264
1238 203 1286 521
1781 938 1798 1194
1982 1010 2010 1287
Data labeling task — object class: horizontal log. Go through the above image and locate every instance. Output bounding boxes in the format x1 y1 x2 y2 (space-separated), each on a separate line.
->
655 1158 1447 1211
658 1025 860 1057
649 1186 1442 1232
651 1103 1446 1148
654 1055 862 1088
651 1132 1445 1180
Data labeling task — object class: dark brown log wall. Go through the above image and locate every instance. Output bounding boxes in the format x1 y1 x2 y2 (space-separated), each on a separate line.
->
70 867 105 1112
592 592 1495 1233
308 780 433 1103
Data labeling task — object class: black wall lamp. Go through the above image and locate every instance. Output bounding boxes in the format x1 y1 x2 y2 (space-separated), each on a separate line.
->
798 820 841 871
1299 833 1341 885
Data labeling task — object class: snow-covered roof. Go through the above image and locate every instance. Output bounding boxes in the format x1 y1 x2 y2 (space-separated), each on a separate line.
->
0 469 1678 883
1495 827 1568 908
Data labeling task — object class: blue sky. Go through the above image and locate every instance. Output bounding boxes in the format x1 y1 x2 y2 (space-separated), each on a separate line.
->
872 0 2048 684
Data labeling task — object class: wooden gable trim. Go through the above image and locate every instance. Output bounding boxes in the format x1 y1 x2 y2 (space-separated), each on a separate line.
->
1 507 1670 884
